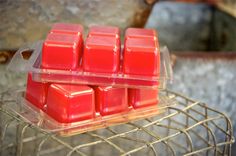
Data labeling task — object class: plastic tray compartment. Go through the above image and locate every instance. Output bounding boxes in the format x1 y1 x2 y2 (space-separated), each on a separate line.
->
7 41 173 89
5 88 177 136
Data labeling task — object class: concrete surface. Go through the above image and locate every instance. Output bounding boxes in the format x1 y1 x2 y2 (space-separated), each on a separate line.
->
169 57 236 135
169 56 236 155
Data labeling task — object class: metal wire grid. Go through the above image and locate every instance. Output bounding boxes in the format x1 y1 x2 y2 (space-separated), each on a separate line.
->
0 89 234 156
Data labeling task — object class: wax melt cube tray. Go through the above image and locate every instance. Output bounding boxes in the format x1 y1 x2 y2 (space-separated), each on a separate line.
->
7 23 174 135
8 23 173 89
26 73 160 124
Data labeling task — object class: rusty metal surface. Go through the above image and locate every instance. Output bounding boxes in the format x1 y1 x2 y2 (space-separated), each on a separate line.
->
217 0 236 18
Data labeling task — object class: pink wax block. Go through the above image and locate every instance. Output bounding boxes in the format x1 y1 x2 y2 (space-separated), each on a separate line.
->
88 26 120 38
123 38 159 76
46 84 95 123
25 73 49 110
94 86 128 116
128 88 158 109
50 23 83 37
41 33 82 70
83 36 120 73
125 28 157 40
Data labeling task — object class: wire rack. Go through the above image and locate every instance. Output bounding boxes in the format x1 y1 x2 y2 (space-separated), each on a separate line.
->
0 89 234 156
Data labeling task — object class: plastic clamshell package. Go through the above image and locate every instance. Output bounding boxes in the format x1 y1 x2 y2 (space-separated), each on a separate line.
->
4 88 177 136
7 24 173 89
6 24 175 136
7 41 172 89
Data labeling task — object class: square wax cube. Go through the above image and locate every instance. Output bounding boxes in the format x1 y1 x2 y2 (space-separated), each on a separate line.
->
46 84 95 123
42 33 82 70
88 26 120 38
83 36 120 73
125 28 157 40
94 86 128 116
25 73 49 110
50 23 83 37
128 89 158 109
123 38 159 76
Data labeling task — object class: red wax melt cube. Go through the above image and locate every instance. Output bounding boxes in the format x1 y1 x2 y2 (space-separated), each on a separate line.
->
42 33 82 70
123 38 159 76
128 89 158 109
50 23 83 36
83 36 120 73
46 84 95 123
125 28 157 40
94 86 128 116
88 26 120 38
25 73 49 110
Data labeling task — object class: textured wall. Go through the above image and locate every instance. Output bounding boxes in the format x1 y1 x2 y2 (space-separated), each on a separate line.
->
0 0 151 50
1 1 236 51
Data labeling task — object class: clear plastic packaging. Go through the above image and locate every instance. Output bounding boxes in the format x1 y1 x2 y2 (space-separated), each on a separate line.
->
7 41 173 89
4 88 177 136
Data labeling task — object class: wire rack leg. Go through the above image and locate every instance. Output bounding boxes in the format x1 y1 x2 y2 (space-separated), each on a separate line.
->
16 124 28 156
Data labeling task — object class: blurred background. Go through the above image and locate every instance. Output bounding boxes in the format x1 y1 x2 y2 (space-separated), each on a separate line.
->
0 0 235 154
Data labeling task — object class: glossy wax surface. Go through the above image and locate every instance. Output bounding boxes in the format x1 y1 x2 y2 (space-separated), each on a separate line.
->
123 38 159 76
88 26 120 38
83 36 120 73
41 33 82 70
95 86 128 116
46 84 95 123
25 73 49 110
50 23 83 36
128 89 158 109
125 28 157 40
